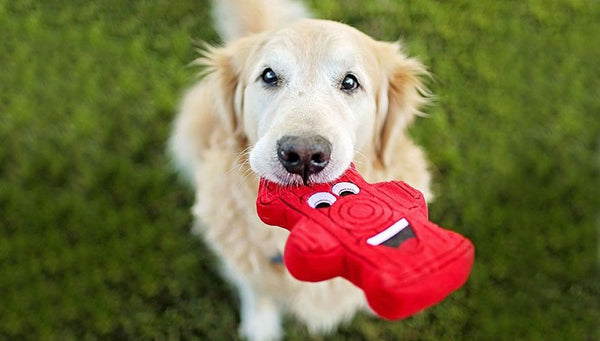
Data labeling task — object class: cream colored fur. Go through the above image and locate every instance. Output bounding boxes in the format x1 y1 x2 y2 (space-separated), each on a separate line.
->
170 1 432 340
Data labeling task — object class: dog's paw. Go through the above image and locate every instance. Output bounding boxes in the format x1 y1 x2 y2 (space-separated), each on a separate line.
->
239 303 283 341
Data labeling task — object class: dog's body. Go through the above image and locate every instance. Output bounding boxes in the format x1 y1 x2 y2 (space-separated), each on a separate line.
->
170 1 432 340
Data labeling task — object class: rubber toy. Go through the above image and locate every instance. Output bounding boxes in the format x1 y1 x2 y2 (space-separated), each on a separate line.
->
256 165 474 320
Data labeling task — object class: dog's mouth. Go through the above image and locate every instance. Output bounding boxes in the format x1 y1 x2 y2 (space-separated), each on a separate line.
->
271 165 342 186
249 131 355 186
366 218 416 248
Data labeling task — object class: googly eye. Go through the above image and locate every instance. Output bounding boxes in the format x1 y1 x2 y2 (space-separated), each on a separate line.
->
307 192 337 209
332 182 360 196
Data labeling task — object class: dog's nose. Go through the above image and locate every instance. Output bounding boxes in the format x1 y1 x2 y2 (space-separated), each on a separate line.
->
277 135 331 184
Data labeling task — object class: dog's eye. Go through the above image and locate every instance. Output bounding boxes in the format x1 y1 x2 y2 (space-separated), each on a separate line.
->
261 68 279 85
341 74 359 91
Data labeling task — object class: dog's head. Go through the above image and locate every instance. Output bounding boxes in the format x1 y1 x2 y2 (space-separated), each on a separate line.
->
200 19 428 185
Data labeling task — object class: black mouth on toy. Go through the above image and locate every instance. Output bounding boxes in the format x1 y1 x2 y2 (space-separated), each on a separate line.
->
367 218 416 248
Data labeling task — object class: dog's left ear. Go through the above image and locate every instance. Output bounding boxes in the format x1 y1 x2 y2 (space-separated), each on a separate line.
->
373 42 430 166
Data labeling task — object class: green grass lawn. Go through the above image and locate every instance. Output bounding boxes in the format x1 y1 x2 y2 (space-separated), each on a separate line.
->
1 0 599 340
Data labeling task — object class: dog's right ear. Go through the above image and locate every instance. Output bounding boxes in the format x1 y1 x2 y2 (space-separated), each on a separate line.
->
193 34 263 141
169 35 262 183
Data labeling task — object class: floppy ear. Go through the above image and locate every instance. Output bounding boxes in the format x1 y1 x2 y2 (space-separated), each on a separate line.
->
374 42 430 166
169 35 263 183
194 34 262 142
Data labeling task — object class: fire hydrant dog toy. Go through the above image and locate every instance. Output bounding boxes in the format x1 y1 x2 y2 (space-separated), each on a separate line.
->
256 165 474 320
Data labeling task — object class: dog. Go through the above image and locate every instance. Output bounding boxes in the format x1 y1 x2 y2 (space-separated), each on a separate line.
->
169 0 432 340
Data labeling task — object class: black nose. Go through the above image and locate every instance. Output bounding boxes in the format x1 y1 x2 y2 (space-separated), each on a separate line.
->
277 135 332 184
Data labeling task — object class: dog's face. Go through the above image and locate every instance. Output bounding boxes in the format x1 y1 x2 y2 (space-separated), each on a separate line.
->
202 19 427 185
245 20 381 185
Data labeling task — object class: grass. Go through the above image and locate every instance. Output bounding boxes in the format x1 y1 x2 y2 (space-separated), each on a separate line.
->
1 0 598 340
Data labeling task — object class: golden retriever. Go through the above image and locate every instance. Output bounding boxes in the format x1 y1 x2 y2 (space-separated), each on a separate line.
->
170 0 432 340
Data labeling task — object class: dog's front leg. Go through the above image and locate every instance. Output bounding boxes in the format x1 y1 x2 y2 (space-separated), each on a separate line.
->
231 272 283 341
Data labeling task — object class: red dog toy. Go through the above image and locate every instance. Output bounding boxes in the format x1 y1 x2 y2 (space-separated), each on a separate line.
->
256 165 474 320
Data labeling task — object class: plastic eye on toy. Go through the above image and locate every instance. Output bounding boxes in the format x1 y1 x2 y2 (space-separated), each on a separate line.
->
256 165 474 320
